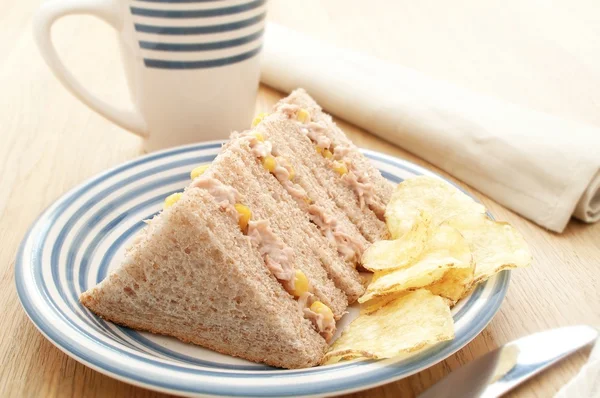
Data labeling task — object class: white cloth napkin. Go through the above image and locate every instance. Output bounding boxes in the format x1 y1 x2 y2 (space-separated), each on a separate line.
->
555 338 600 398
260 23 600 232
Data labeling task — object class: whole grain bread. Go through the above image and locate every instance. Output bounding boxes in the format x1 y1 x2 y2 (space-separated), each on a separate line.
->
207 138 362 308
257 114 388 243
80 189 326 369
281 89 395 211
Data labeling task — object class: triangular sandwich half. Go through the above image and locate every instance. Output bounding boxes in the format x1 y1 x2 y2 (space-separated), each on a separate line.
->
80 89 394 368
81 188 327 368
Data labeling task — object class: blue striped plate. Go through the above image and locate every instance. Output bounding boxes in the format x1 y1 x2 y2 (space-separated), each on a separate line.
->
15 141 509 397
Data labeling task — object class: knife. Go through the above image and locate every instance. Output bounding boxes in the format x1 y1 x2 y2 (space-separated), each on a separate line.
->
418 325 598 398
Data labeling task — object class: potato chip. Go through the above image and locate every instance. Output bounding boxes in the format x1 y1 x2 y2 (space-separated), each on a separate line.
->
330 176 530 368
361 211 432 272
358 225 473 303
445 213 532 286
360 292 410 315
386 176 486 239
426 269 473 305
322 289 454 364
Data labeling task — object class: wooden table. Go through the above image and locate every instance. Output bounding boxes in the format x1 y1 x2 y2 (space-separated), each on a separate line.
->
2 0 599 396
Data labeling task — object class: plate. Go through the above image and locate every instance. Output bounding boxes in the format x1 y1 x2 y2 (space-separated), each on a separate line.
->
15 141 509 397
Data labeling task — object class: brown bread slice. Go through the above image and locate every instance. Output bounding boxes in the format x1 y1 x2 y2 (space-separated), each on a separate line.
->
280 88 395 211
252 121 371 249
80 189 326 369
257 114 388 243
207 138 363 306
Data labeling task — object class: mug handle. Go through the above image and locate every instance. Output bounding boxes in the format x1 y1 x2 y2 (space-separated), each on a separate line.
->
33 0 148 137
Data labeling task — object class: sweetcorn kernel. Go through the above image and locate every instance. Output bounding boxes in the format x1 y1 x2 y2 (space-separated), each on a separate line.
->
262 155 277 172
276 157 295 179
296 108 311 123
323 149 333 159
251 112 269 127
234 203 251 231
287 165 296 180
289 270 309 297
333 161 348 175
190 164 210 180
164 192 183 209
253 132 265 142
315 146 324 155
310 301 334 321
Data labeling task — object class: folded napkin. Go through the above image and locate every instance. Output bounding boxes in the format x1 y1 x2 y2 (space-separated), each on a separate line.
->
261 23 600 232
555 337 600 398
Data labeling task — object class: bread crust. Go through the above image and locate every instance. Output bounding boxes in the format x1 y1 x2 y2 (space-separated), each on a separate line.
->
80 295 323 369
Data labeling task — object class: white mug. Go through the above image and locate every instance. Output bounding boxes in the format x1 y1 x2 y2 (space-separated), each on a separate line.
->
34 0 266 151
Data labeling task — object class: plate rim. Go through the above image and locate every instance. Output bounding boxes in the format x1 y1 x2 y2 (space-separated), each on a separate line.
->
15 141 510 397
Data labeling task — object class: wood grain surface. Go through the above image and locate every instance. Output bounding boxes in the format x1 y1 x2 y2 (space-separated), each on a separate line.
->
1 0 599 397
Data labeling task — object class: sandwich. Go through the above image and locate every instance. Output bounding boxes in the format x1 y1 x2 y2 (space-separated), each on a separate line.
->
80 89 395 368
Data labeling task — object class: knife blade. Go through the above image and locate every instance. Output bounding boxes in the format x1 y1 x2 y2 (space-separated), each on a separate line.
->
418 325 598 398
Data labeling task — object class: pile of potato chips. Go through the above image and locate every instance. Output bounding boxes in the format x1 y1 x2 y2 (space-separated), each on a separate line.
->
322 176 532 365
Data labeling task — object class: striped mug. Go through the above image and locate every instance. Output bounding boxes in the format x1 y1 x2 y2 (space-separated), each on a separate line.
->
34 0 266 152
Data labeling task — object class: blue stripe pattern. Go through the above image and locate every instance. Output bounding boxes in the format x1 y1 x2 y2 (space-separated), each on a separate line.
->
139 28 263 51
132 1 266 69
134 12 265 35
131 0 265 18
15 141 511 397
144 45 261 69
